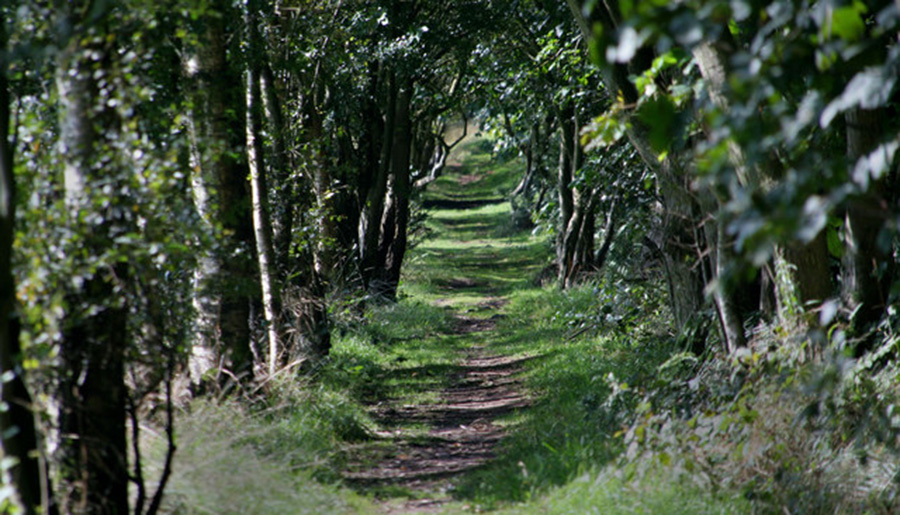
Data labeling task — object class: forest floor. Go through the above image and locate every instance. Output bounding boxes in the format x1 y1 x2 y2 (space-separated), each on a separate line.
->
341 138 545 512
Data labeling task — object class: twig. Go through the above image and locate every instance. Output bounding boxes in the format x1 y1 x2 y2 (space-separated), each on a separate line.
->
146 355 176 515
128 393 147 515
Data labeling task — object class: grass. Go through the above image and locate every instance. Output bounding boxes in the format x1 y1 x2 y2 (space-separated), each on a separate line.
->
494 468 750 514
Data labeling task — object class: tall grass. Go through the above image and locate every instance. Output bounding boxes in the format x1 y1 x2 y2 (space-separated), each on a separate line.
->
141 400 373 514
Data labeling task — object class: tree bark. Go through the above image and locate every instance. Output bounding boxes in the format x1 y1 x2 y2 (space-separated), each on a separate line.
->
782 233 833 309
713 219 747 352
511 122 537 197
844 107 893 350
184 1 253 383
694 37 832 339
414 119 466 190
594 197 618 270
557 103 576 285
245 1 281 376
261 63 294 270
381 79 414 299
358 72 397 295
569 2 708 343
307 101 341 280
692 39 750 351
0 12 45 512
357 62 384 205
574 189 598 276
55 6 129 511
656 158 706 332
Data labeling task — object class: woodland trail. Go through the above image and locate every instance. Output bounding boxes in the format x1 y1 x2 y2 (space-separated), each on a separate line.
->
341 147 540 512
343 313 531 513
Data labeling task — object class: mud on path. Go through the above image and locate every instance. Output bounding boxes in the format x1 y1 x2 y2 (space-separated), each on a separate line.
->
342 314 531 513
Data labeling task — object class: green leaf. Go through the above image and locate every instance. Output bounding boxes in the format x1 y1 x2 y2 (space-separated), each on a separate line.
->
637 96 676 154
658 451 671 466
582 111 627 151
830 6 866 42
826 225 843 259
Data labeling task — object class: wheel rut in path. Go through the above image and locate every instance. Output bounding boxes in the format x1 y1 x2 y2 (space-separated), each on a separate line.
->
342 313 532 513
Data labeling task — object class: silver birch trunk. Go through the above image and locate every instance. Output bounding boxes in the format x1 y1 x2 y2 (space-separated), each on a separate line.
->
183 2 253 382
245 2 280 376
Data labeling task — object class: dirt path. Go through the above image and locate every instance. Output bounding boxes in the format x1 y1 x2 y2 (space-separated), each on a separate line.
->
342 314 531 513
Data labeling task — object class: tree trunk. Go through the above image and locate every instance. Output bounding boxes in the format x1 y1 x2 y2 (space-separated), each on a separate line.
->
245 2 281 376
0 13 45 511
184 2 253 383
594 196 618 270
359 72 397 295
556 103 599 289
381 79 414 298
569 2 708 344
694 37 832 342
414 119 466 191
713 219 747 352
656 158 706 333
844 107 893 351
357 62 384 204
561 189 595 288
510 123 536 197
574 189 598 277
261 63 294 271
556 103 576 285
692 39 751 351
308 103 340 281
781 233 833 309
55 7 129 511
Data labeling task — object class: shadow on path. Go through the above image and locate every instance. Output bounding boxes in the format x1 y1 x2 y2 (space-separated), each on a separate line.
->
422 198 506 210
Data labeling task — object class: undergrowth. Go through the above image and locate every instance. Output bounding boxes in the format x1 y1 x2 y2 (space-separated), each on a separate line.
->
452 275 900 513
495 468 748 514
618 327 900 514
